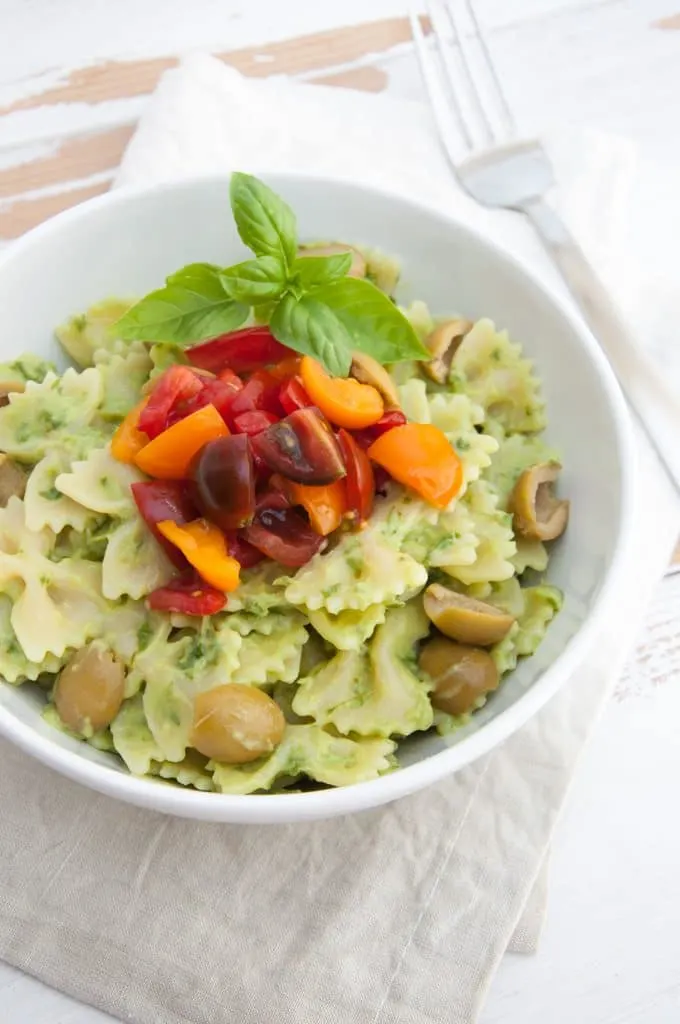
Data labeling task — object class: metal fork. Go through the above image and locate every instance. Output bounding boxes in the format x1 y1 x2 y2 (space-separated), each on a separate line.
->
411 1 680 497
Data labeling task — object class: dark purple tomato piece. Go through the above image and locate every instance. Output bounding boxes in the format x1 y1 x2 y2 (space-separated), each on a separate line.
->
251 407 346 485
243 507 325 567
188 434 255 530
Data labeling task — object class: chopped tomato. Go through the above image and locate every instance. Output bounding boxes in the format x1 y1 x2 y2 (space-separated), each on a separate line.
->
285 479 348 536
157 519 241 591
186 327 289 374
169 375 243 428
337 428 375 524
131 480 197 569
110 398 149 464
147 573 226 615
135 404 229 479
279 377 312 416
229 370 283 420
139 366 203 439
351 410 407 449
368 423 463 509
233 410 279 436
244 507 325 567
300 356 384 429
224 530 265 569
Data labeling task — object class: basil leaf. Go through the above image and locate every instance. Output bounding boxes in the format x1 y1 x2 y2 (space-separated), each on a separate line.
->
292 251 352 290
221 255 287 306
270 294 352 376
115 263 249 345
307 277 429 363
229 172 298 269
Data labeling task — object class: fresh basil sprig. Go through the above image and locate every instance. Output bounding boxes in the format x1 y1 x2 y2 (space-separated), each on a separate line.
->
115 172 429 374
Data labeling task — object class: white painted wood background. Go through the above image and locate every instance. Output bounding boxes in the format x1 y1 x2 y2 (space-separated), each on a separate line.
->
1 1 680 1021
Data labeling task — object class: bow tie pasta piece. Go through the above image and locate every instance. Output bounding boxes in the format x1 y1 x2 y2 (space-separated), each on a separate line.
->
0 592 65 683
24 449 99 533
307 605 387 651
95 342 153 421
0 354 56 389
102 515 174 600
228 611 309 686
110 694 164 775
56 445 143 518
286 532 427 616
227 562 290 616
293 602 432 738
151 751 214 791
133 619 243 762
0 368 104 463
55 298 135 369
439 481 516 587
101 599 162 666
487 579 563 676
210 724 396 794
450 319 546 434
402 498 479 571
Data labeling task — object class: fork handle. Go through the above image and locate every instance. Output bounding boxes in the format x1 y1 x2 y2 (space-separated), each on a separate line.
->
521 196 680 496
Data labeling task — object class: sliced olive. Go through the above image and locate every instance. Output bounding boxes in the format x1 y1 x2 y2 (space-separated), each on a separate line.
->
252 407 346 484
423 319 472 383
350 351 401 410
420 636 499 715
297 243 366 279
509 461 569 541
54 643 125 733
192 683 285 764
0 380 25 409
0 454 27 505
423 583 515 646
189 434 255 530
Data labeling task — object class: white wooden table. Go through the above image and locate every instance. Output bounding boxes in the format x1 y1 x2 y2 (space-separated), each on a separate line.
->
1 2 680 1021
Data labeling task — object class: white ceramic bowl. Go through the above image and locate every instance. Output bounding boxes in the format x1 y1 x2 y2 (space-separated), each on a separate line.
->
0 174 634 823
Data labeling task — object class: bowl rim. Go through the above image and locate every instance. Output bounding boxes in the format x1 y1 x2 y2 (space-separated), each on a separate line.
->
0 171 636 823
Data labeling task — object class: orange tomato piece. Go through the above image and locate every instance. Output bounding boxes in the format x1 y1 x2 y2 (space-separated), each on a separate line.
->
135 404 229 479
110 398 149 464
286 479 348 536
269 355 303 381
367 423 463 509
300 356 384 429
156 519 241 592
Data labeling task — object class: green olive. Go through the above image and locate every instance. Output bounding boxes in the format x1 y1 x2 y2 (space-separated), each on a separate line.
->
423 583 515 646
420 636 499 716
54 643 125 733
509 461 569 541
191 684 285 764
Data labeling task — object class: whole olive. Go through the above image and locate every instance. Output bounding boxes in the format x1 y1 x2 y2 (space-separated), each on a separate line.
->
191 683 285 764
54 643 125 733
420 636 499 716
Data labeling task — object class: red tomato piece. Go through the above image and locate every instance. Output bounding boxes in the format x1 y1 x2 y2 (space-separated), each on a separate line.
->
147 573 226 615
233 410 279 436
224 530 265 569
244 507 325 567
186 327 290 374
229 370 284 420
279 377 313 416
169 375 243 428
351 410 408 450
131 480 198 569
337 428 375 523
138 366 204 439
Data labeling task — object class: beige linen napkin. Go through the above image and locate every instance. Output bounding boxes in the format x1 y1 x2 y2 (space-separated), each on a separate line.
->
0 55 677 1024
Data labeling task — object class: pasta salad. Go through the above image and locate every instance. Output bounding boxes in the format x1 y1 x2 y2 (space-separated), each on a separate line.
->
0 174 568 794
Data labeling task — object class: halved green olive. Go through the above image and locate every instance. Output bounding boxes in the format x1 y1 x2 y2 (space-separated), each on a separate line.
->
297 243 366 279
54 643 125 733
0 453 27 505
420 636 499 715
192 683 285 764
509 461 569 541
424 319 472 384
423 583 515 646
